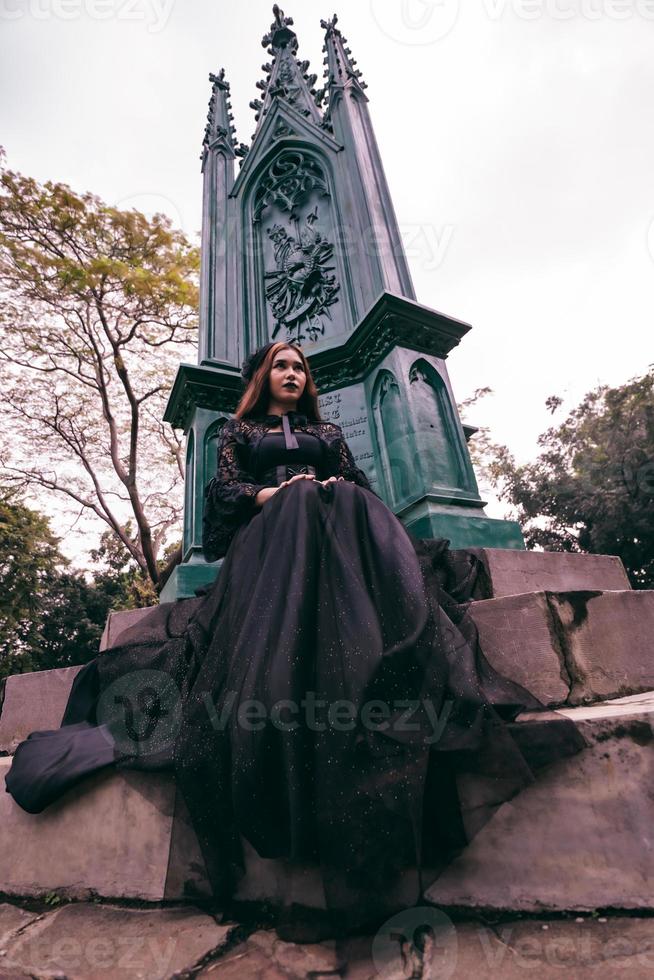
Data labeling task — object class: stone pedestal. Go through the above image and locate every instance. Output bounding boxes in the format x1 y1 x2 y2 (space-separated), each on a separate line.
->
2 548 653 915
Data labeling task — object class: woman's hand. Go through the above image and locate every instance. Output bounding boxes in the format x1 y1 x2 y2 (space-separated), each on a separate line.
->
276 474 346 492
255 475 349 509
277 473 318 491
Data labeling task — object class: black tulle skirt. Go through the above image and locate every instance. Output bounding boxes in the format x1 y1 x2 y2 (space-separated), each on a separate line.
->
5 479 586 933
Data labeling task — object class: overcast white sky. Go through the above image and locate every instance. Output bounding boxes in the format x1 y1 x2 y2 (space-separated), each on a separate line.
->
2 0 653 498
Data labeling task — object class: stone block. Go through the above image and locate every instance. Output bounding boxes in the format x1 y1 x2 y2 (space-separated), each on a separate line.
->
549 590 654 704
470 592 570 706
470 589 654 707
0 903 39 946
99 606 158 650
0 749 431 911
3 903 234 980
0 755 328 907
0 760 182 901
199 929 343 978
459 548 631 599
425 691 654 912
0 666 83 754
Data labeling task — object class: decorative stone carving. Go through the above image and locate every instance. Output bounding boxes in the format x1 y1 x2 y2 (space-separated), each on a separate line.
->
272 118 294 141
272 53 306 113
264 206 340 343
253 150 329 222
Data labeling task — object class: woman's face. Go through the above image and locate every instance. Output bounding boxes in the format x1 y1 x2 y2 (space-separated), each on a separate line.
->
268 347 307 408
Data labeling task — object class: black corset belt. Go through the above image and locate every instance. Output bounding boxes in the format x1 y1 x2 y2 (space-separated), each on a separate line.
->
260 464 318 486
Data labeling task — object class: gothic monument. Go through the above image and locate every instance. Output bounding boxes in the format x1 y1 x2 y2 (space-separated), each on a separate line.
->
161 6 524 601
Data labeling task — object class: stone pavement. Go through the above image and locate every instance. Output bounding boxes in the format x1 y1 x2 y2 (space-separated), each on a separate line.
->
1 898 654 979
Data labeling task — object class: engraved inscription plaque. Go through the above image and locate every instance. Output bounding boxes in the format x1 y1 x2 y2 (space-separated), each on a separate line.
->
318 385 379 493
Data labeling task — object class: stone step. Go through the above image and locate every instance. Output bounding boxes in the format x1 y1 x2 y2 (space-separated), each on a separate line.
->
425 691 654 912
2 693 653 913
2 586 651 753
451 548 631 599
0 758 187 902
0 754 396 910
470 589 654 707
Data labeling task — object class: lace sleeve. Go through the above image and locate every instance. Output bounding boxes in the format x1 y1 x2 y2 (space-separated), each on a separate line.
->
202 418 268 562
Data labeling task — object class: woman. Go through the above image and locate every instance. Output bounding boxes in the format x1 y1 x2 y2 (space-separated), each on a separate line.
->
5 340 586 938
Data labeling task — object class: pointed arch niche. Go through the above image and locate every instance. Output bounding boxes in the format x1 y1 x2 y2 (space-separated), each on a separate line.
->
183 430 196 557
408 358 473 495
203 417 226 485
182 414 229 563
242 142 356 350
371 370 415 505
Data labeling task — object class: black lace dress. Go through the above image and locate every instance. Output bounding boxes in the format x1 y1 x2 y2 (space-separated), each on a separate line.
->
5 410 586 933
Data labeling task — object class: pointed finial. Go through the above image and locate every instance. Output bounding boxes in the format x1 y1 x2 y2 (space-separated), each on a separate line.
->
262 4 296 49
203 68 238 151
208 68 230 91
322 14 367 93
320 13 338 33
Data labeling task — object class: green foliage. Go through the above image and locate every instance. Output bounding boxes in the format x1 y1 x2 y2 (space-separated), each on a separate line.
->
43 891 64 906
0 491 63 676
89 525 175 609
0 149 198 587
0 495 155 680
467 369 654 589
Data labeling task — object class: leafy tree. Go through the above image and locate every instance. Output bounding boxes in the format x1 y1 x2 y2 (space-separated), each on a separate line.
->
0 495 157 680
88 525 182 610
0 149 198 590
465 369 654 589
0 492 63 677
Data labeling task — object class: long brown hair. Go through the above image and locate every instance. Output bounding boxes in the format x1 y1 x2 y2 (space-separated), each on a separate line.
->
235 341 324 421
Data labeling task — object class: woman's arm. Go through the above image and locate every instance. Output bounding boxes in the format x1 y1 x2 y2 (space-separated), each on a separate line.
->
202 418 269 562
